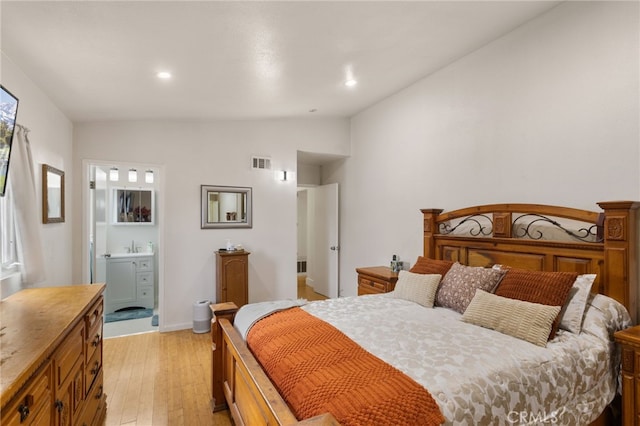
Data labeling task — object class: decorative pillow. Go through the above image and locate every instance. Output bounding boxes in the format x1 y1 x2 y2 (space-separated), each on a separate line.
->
462 289 561 347
409 257 454 276
494 269 578 339
392 271 441 308
559 274 596 334
435 262 506 314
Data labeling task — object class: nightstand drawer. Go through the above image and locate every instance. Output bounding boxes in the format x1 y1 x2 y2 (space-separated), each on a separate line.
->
358 277 386 292
356 266 398 295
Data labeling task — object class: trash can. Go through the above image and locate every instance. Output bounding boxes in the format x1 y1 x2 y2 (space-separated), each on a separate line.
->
193 300 212 334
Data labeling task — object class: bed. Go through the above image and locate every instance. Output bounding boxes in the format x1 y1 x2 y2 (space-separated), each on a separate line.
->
210 201 639 425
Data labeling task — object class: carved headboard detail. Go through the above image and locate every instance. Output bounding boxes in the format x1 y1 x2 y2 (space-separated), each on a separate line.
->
421 201 639 323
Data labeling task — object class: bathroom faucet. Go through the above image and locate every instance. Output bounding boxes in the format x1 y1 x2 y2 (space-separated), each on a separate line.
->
131 240 135 253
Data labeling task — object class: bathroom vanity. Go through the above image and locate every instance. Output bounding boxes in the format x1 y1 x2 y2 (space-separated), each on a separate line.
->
104 253 154 314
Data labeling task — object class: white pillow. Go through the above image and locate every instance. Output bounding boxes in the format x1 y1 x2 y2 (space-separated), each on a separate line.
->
392 271 441 308
559 274 596 334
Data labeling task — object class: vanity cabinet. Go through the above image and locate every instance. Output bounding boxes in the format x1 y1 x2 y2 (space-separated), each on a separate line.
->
105 255 154 314
215 251 250 308
0 285 106 426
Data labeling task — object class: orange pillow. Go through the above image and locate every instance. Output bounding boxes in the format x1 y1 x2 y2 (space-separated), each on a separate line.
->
495 269 578 339
409 257 454 276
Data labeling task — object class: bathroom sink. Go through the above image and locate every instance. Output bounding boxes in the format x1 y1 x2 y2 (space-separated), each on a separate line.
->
105 252 154 258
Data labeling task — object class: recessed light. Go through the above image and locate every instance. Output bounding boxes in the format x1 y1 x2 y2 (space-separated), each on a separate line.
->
157 71 172 80
345 79 357 87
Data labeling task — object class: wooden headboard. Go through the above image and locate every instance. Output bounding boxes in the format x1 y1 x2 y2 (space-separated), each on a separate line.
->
422 201 639 324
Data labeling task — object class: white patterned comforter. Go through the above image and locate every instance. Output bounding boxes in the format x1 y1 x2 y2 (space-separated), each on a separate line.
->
300 293 630 425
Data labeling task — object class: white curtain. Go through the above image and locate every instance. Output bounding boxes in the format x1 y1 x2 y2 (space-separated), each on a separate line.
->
10 125 45 285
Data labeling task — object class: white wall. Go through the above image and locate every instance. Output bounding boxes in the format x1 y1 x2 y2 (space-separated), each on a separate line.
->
72 119 350 330
0 52 74 296
334 1 640 295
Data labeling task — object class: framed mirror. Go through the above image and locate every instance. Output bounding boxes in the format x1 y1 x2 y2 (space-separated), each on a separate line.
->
113 188 155 225
201 185 252 229
42 164 65 224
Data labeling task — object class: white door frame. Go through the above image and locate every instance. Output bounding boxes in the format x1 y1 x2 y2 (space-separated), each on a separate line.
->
81 159 166 331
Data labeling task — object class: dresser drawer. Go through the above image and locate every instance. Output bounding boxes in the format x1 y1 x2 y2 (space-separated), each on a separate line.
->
79 369 105 426
85 340 102 397
54 321 85 389
2 361 52 426
85 317 102 364
84 298 103 339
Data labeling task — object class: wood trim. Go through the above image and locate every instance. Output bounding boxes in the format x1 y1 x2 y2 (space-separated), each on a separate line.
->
211 302 238 412
434 203 600 223
598 201 640 324
423 201 638 323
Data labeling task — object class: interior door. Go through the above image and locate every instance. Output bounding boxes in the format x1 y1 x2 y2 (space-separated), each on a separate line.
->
310 183 339 298
91 166 107 284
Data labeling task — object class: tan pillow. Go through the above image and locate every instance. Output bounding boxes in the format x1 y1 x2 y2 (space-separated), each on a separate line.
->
495 268 577 339
462 290 561 347
392 271 441 308
409 257 454 276
435 262 506 314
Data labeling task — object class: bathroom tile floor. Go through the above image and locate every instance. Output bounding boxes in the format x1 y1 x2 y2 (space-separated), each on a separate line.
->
103 309 158 338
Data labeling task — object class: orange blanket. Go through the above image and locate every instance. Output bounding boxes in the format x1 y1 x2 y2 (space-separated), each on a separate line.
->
247 307 445 426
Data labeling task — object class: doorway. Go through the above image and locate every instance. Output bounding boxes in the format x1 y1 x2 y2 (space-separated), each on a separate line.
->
296 151 343 300
82 160 163 337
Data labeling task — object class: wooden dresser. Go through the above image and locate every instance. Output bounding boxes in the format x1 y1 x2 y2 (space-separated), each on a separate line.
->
356 266 398 295
615 326 640 425
0 284 107 426
216 251 250 308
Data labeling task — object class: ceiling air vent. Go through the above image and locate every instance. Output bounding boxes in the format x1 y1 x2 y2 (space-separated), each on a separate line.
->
251 156 272 170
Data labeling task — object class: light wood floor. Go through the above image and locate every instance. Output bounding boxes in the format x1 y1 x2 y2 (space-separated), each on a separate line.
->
102 276 322 425
103 330 232 426
297 275 328 301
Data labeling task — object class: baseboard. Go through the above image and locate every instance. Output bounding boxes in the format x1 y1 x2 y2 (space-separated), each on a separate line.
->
160 322 193 333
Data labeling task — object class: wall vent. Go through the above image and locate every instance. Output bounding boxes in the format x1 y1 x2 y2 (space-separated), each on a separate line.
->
251 156 272 170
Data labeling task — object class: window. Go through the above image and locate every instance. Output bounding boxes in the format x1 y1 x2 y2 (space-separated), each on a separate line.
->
0 188 18 275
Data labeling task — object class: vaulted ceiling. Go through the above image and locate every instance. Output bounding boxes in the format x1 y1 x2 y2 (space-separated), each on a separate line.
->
1 1 560 123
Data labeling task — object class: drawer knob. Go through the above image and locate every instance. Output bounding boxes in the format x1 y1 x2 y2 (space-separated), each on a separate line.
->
18 404 30 422
55 399 64 413
91 361 100 375
92 333 101 347
95 385 104 400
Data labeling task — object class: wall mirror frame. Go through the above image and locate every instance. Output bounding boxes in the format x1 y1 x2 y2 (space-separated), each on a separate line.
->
42 164 65 224
112 187 155 225
201 185 252 229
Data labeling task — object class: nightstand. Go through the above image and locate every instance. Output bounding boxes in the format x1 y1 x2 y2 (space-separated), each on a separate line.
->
614 326 640 425
356 266 398 295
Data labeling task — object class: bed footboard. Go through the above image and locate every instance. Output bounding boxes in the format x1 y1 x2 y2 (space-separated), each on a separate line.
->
210 302 338 426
